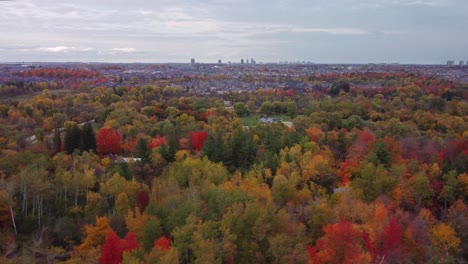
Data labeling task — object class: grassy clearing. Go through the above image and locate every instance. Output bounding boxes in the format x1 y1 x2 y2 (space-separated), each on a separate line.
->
2 89 79 102
240 113 292 126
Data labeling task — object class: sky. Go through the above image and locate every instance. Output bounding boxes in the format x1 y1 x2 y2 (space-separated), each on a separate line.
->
0 0 467 64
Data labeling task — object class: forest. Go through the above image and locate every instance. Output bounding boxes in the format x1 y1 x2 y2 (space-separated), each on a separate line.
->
0 66 467 263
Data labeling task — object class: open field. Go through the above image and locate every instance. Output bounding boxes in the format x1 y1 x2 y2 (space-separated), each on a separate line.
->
1 89 80 102
240 113 292 126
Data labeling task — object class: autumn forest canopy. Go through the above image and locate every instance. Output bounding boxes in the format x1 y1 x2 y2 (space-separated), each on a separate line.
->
0 64 467 263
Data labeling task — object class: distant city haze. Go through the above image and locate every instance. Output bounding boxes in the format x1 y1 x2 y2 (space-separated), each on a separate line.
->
0 0 467 64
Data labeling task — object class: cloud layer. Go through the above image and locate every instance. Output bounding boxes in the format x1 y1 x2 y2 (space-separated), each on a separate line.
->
0 0 467 63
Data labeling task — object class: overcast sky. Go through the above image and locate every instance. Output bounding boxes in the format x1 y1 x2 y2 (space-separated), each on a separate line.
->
0 0 467 64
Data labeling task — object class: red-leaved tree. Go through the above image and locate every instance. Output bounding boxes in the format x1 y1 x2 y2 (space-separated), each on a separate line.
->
153 236 171 251
189 131 208 152
339 159 358 185
97 128 122 154
99 230 122 264
148 135 167 150
307 219 372 264
121 232 139 252
373 217 404 263
136 190 150 213
99 230 139 264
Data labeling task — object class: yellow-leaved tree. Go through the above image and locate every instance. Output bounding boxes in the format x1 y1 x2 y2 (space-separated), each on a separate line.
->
76 216 111 255
430 223 461 258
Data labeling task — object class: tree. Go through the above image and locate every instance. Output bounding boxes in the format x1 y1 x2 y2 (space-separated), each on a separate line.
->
98 230 139 264
339 159 358 184
412 174 434 207
228 130 257 170
53 129 62 153
99 230 122 264
307 219 372 264
441 170 459 210
260 101 273 115
136 190 150 213
142 218 162 251
272 175 296 206
202 133 227 164
159 138 177 162
306 127 324 144
115 192 130 216
373 217 404 263
0 190 14 233
430 223 461 258
64 124 81 154
189 131 209 152
135 138 151 163
352 163 396 202
148 135 167 150
97 128 121 155
76 216 112 255
121 232 139 252
330 80 350 96
154 236 171 251
81 123 96 152
445 200 468 260
371 141 391 167
286 99 298 119
234 102 250 117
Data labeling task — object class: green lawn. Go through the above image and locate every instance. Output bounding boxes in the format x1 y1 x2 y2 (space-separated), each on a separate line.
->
240 114 292 126
2 89 78 103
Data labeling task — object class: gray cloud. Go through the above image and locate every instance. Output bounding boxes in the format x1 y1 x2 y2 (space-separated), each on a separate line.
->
0 0 466 63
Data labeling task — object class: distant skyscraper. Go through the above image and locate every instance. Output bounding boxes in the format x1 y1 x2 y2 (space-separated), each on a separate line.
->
218 59 222 64
191 58 195 64
447 60 455 66
459 60 465 66
241 59 244 64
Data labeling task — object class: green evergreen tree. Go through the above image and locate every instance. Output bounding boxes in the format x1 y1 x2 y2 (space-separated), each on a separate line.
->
202 133 227 163
229 130 257 170
64 126 73 154
80 123 96 152
53 129 62 153
71 124 82 153
64 124 82 154
135 138 151 163
160 137 177 162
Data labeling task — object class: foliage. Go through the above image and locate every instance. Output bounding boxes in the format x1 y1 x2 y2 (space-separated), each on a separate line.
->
76 216 112 255
97 128 121 154
189 131 208 152
0 66 467 263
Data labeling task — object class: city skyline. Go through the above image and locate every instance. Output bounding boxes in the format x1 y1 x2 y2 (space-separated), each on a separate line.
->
1 0 467 64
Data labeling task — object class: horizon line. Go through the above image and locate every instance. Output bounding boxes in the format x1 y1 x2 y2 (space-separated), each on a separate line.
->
0 61 451 66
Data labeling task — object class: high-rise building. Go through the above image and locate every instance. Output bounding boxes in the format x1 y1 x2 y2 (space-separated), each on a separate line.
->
459 60 465 66
241 59 244 64
218 59 222 64
191 58 195 64
447 60 455 66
